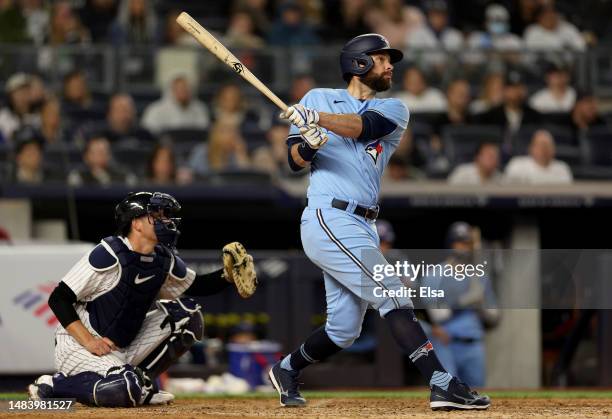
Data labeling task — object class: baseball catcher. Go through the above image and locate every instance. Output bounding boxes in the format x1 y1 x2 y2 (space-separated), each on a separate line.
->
28 191 257 407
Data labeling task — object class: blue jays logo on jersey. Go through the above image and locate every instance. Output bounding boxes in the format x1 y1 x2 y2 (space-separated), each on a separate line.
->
365 139 383 165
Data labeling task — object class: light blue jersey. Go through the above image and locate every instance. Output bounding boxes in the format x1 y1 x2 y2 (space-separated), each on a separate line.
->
288 88 409 207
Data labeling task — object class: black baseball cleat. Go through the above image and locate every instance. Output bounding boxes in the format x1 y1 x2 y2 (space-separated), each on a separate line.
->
268 362 306 407
430 377 491 411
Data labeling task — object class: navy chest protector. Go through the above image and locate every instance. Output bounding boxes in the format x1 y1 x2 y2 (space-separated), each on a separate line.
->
86 236 172 348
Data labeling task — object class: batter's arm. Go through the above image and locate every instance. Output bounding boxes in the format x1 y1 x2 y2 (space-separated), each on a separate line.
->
317 112 363 138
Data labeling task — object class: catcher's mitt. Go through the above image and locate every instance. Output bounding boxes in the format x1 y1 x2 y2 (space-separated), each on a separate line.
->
222 242 257 298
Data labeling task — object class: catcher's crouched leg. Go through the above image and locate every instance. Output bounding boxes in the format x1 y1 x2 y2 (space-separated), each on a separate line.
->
51 365 142 407
137 298 204 383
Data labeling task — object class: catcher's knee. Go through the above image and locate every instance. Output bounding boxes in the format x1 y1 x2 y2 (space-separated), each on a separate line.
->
138 298 203 379
157 297 204 341
94 365 142 407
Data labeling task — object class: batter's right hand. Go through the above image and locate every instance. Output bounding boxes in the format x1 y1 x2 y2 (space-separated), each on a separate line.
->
84 337 114 356
300 124 328 149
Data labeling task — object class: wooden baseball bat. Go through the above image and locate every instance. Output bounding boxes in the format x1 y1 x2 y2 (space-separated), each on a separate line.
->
176 12 288 112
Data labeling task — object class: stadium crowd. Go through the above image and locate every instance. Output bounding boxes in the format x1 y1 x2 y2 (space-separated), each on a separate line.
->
0 0 611 186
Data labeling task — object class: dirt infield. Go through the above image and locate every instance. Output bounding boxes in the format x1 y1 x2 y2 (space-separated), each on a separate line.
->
3 397 612 419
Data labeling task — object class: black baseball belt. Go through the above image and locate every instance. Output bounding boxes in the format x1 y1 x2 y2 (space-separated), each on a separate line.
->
328 198 380 221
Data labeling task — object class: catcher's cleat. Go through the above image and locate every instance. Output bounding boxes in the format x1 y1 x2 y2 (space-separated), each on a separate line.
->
268 362 306 407
147 390 175 405
430 377 490 411
28 375 54 400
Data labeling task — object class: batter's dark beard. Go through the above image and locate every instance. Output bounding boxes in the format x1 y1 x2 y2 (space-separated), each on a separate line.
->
361 72 392 92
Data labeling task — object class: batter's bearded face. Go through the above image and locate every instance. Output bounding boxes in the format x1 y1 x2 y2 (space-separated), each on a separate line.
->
361 53 393 92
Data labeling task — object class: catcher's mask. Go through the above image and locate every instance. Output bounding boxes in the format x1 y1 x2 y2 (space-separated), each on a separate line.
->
115 191 182 248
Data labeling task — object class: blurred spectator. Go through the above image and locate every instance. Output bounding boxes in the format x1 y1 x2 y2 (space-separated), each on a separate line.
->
420 221 500 387
9 128 45 184
376 219 396 252
188 122 251 176
323 0 370 40
467 4 522 51
406 0 463 51
565 91 606 135
141 73 210 133
288 74 315 103
212 84 262 130
103 93 154 144
252 121 294 176
469 73 504 115
504 129 573 184
110 0 158 45
509 0 540 36
48 0 90 45
40 98 68 144
21 0 49 45
478 70 540 134
396 67 447 113
523 4 586 52
364 0 420 48
68 134 136 186
431 79 472 135
267 2 319 46
145 143 184 185
0 73 37 142
231 0 271 36
79 0 117 43
0 0 27 42
448 141 502 185
224 10 264 49
61 70 94 115
529 62 576 113
28 74 48 114
385 154 425 181
163 9 194 45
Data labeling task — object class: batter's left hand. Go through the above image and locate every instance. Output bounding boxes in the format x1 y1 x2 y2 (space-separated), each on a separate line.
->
280 104 319 128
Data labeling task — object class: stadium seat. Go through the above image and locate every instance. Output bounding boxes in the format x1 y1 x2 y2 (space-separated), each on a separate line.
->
442 125 503 165
511 124 581 165
162 128 209 145
585 126 612 166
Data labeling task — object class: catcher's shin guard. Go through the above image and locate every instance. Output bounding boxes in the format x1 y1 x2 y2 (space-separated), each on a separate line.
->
137 298 204 379
51 366 142 407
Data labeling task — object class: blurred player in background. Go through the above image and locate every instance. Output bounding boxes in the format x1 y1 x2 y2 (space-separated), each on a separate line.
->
28 191 256 407
268 33 490 411
420 222 500 387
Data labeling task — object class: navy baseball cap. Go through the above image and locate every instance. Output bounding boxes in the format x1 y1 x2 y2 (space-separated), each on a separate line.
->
447 222 472 244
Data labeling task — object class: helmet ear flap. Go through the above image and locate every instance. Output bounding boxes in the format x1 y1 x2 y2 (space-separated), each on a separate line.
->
353 55 373 75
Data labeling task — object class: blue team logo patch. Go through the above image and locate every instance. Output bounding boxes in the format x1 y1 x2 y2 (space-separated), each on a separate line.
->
365 140 383 165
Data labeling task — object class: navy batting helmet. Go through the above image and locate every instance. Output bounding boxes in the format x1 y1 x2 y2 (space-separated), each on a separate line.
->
340 33 403 82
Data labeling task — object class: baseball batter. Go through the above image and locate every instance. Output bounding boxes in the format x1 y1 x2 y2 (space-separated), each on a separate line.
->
28 191 257 407
268 34 490 411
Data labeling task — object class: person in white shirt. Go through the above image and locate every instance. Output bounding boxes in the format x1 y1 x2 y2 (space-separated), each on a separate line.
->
504 130 573 184
523 5 586 52
529 62 576 113
396 67 447 113
467 4 522 52
448 142 502 185
406 0 463 51
141 73 210 134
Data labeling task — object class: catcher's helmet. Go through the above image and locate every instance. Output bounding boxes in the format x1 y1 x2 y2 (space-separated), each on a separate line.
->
115 192 182 247
340 33 403 82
